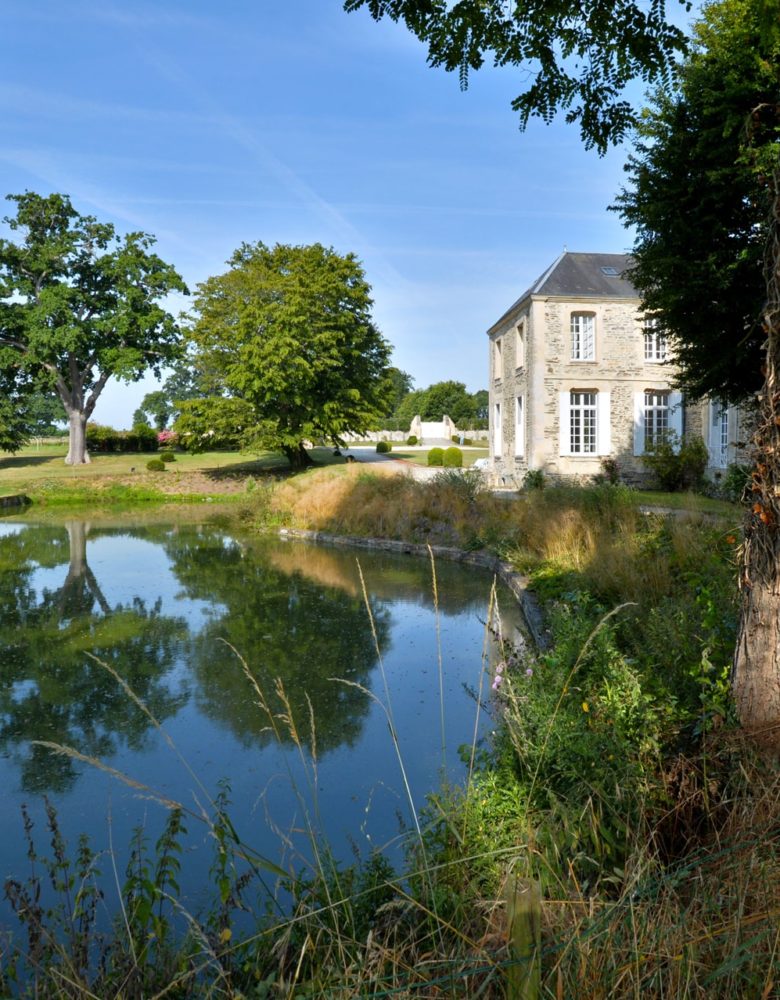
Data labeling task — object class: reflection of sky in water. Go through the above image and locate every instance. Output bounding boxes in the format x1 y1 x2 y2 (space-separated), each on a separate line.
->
30 534 219 630
0 522 528 921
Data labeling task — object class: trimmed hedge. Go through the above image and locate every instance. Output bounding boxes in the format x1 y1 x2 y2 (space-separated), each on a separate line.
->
159 451 176 463
376 441 392 454
427 447 444 467
87 423 159 453
146 459 166 472
443 446 463 468
406 435 418 446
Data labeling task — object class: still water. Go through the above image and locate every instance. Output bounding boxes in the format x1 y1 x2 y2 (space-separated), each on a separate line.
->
0 518 521 915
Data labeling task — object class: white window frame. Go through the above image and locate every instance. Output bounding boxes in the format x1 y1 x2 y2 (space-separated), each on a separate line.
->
643 316 667 363
559 390 611 456
515 321 525 369
709 401 729 468
493 338 503 380
514 395 524 457
493 401 502 457
570 312 595 361
633 390 683 455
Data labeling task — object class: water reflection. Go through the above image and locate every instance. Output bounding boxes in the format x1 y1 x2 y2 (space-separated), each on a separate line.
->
0 522 186 793
156 528 388 753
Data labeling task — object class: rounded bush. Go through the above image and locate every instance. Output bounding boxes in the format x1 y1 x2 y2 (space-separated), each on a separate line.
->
443 446 463 468
406 435 418 446
159 451 176 463
376 441 392 454
146 458 166 472
427 447 444 467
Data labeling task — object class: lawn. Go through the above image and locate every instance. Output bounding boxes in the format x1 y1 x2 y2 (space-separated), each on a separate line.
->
387 447 489 467
0 442 345 500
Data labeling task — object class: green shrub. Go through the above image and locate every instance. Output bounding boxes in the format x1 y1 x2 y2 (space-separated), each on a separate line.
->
159 451 176 463
376 440 392 454
721 462 751 503
598 456 621 485
443 446 462 467
642 433 709 491
427 447 444 466
523 468 545 490
406 435 418 446
146 458 166 472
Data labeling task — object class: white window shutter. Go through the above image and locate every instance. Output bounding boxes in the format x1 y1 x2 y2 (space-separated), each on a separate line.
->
633 393 645 456
559 392 571 456
597 391 611 456
669 391 684 448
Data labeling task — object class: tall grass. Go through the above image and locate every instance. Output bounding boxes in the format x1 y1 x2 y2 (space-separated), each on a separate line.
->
4 483 777 998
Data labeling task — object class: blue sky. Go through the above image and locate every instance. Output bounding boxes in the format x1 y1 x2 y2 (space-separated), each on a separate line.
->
1 0 696 428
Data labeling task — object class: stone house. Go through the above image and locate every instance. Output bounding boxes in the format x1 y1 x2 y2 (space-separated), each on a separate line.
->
487 251 745 486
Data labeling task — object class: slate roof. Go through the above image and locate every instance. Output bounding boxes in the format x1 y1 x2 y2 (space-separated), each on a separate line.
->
488 252 639 333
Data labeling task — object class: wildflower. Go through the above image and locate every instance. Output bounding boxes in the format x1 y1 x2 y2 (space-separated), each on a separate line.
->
726 535 736 545
492 675 503 691
581 701 589 713
525 667 533 677
495 660 505 674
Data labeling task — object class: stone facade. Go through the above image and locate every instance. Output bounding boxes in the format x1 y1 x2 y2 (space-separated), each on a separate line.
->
487 252 746 487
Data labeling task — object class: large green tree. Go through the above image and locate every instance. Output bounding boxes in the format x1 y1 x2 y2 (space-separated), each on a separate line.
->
344 0 690 151
617 0 780 731
176 242 391 468
0 192 188 464
615 0 779 404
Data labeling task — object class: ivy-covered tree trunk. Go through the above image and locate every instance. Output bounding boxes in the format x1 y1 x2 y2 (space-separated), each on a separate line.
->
733 171 780 734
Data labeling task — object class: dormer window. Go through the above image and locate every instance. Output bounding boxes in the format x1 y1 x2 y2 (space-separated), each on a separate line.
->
571 313 595 361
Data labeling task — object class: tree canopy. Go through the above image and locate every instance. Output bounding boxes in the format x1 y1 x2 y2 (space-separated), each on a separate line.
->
394 380 487 427
615 0 780 404
0 192 187 463
344 0 690 151
175 242 392 467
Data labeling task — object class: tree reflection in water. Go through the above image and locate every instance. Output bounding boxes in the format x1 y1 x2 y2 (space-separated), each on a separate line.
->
0 521 187 793
157 528 390 755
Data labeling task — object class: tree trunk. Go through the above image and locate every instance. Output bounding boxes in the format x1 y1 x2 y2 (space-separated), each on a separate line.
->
65 409 90 465
284 443 314 470
733 167 780 736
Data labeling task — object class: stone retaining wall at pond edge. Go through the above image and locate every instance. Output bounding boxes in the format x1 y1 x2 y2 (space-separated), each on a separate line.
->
277 527 549 650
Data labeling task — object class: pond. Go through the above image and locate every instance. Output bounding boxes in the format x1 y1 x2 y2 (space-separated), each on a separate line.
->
0 517 524 921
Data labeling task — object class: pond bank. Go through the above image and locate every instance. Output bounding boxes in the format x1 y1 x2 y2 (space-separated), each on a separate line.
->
277 526 549 650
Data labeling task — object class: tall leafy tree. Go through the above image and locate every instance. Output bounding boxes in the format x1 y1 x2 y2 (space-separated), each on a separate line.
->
615 0 779 404
177 242 391 468
617 0 780 731
0 192 188 464
344 0 690 151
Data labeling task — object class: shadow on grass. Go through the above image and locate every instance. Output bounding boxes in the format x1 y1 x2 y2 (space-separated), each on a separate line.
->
0 454 62 470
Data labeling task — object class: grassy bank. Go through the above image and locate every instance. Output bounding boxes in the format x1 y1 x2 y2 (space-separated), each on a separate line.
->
2 460 778 997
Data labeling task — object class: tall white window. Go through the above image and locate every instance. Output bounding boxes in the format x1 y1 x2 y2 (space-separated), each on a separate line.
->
570 391 597 453
560 391 611 456
644 390 669 448
494 338 503 379
514 395 524 456
644 316 667 362
515 322 525 368
493 401 502 457
710 402 729 467
571 313 595 361
634 390 683 455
